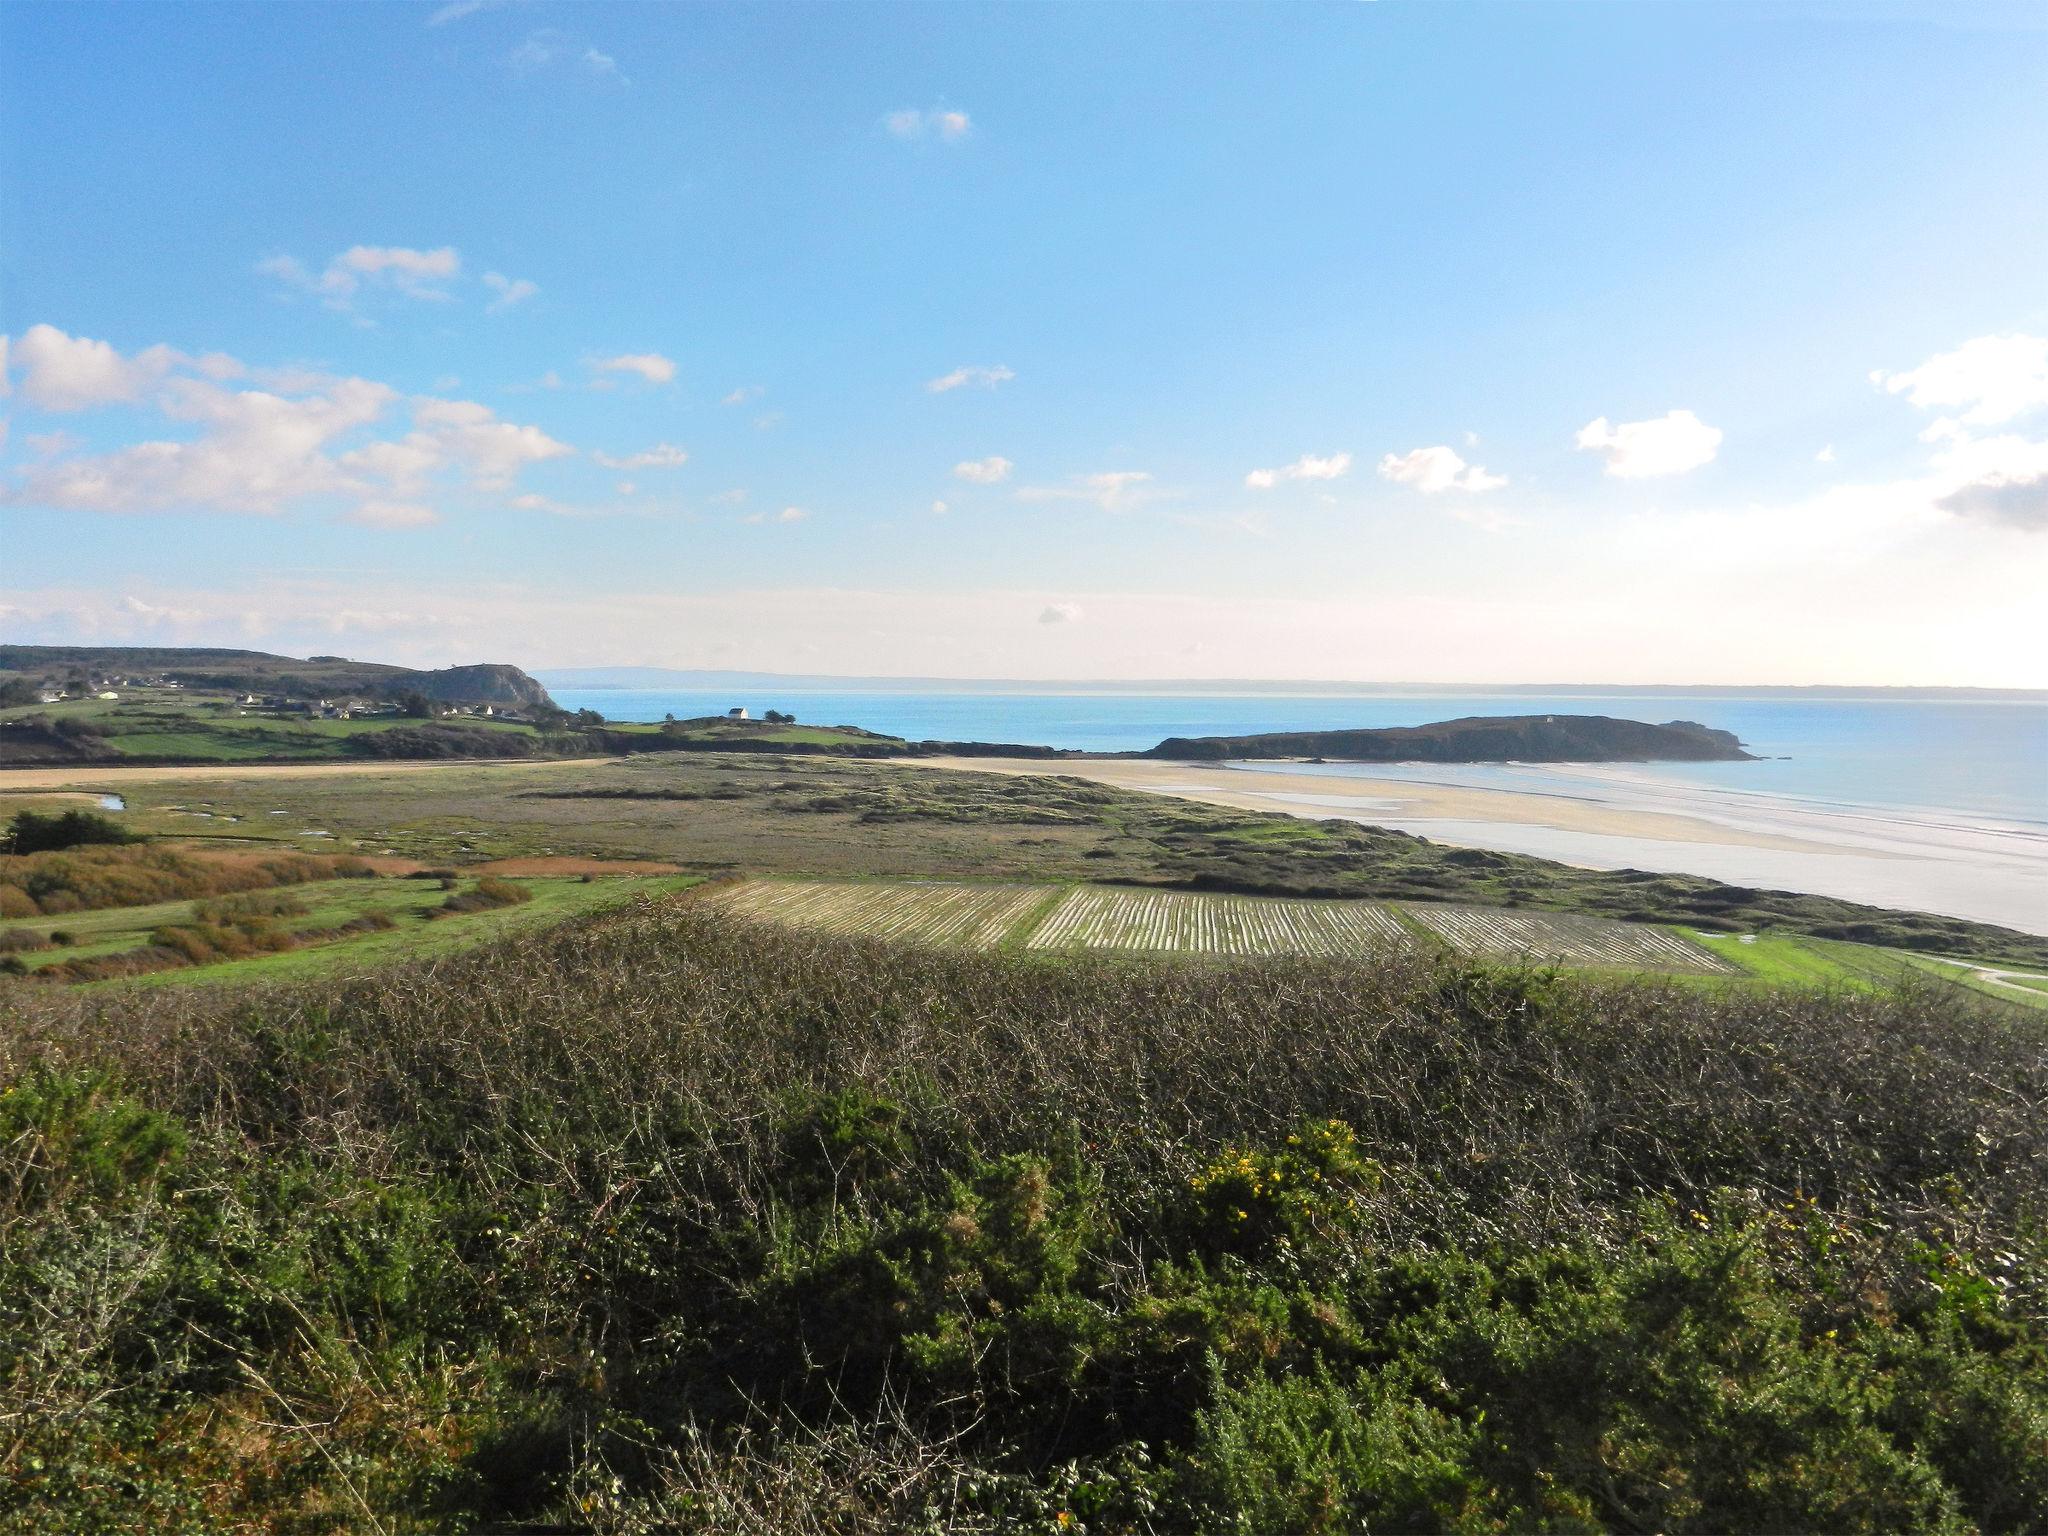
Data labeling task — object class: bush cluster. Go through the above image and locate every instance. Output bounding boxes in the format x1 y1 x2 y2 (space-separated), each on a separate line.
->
1 904 2043 1532
0 844 371 918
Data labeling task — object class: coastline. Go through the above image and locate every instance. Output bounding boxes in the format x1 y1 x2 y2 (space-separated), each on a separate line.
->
906 755 2048 936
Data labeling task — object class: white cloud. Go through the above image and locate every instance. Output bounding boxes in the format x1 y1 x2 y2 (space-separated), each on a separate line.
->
1038 601 1082 625
722 385 764 405
592 352 677 386
1245 450 1354 489
1017 470 1156 512
482 271 539 312
1816 444 1836 463
743 505 808 525
926 364 1014 394
0 333 9 397
261 245 462 308
10 324 203 411
930 499 949 515
1 329 571 523
582 47 624 82
1873 334 2048 427
1574 410 1723 478
885 108 971 141
952 455 1013 484
1376 445 1506 495
591 442 687 470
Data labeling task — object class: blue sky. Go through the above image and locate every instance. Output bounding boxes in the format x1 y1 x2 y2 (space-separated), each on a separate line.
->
3 1 2045 683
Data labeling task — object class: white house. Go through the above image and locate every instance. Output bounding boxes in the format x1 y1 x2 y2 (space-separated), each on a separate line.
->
727 706 750 720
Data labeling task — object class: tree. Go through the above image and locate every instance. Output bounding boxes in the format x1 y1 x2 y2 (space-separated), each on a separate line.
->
572 708 606 729
398 690 435 719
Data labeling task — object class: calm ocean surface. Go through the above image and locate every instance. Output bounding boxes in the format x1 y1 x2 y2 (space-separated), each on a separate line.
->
547 688 2048 829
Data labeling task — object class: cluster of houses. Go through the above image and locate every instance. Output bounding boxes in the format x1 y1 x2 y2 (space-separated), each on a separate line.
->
23 674 528 725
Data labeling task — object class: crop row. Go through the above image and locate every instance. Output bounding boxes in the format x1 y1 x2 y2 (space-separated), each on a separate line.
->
702 879 1046 950
706 879 1736 973
1402 903 1736 974
1025 886 1407 956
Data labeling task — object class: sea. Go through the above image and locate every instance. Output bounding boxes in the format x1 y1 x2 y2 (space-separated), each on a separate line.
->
549 687 2045 824
543 686 2048 933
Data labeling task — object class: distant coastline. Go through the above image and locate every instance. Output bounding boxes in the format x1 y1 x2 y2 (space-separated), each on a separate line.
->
535 666 2047 702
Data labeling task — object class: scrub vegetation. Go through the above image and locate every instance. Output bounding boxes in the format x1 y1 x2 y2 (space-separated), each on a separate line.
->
3 902 2045 1532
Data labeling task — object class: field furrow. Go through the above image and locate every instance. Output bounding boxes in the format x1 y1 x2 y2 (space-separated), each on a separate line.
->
1400 903 1736 973
1023 886 1407 958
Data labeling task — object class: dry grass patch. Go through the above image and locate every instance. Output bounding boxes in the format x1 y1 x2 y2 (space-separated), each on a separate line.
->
701 879 1049 950
1027 885 1409 956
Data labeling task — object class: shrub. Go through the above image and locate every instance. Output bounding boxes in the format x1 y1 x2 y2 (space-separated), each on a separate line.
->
434 875 533 916
2 809 139 855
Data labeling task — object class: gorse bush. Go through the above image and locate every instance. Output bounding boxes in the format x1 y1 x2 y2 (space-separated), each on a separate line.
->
1 901 2044 1531
0 843 372 917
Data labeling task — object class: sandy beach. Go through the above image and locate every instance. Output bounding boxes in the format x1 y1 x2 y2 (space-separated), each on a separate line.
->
911 756 2048 935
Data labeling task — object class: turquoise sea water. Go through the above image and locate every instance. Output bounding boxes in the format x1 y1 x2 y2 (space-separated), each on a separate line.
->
546 687 2048 829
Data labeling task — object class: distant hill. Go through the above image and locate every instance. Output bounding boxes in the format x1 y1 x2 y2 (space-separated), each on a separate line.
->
1139 714 1755 763
0 646 557 711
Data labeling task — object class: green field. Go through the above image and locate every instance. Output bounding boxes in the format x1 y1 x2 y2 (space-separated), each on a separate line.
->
2 872 698 987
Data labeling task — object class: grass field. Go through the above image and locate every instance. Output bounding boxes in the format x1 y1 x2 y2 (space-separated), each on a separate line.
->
2 872 698 986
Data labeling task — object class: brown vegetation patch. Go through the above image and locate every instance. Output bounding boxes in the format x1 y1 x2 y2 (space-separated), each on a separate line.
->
475 855 683 877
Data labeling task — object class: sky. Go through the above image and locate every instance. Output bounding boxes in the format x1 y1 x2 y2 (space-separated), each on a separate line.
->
2 1 2046 686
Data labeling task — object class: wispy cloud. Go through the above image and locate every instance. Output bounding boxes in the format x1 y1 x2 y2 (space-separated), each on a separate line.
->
927 363 1013 394
742 505 808 525
508 29 628 85
885 107 971 142
591 352 676 386
721 384 764 405
1245 451 1352 489
1038 601 1082 625
426 0 511 24
259 245 462 310
1575 410 1722 479
952 455 1013 484
482 271 539 312
591 443 687 470
1376 445 1505 494
1016 470 1156 512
